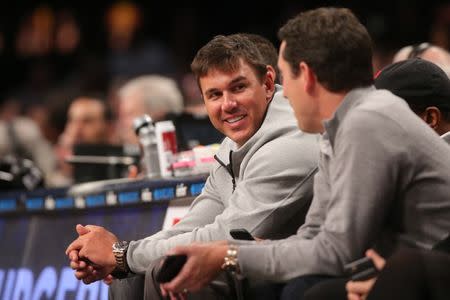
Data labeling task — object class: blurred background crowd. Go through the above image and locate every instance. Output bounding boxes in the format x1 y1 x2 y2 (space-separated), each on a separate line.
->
0 0 449 187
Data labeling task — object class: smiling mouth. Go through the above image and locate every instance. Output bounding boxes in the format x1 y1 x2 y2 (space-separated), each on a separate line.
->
225 116 245 123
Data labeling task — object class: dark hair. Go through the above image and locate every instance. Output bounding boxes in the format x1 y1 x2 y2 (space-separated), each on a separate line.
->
374 58 450 121
277 7 374 92
239 33 280 82
191 34 268 87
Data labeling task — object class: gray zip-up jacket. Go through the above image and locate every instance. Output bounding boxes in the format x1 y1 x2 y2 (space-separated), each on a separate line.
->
127 86 320 274
237 86 450 282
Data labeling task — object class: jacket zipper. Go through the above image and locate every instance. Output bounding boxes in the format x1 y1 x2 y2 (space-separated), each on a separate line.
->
214 150 236 193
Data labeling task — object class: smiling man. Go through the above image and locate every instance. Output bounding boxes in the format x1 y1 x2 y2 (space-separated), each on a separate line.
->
65 34 320 299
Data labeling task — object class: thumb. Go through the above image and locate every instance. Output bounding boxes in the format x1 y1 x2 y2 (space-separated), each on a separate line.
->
366 249 386 270
76 224 90 236
167 245 189 256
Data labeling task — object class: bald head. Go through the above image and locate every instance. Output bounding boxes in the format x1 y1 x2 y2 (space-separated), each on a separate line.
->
117 75 184 144
393 43 450 77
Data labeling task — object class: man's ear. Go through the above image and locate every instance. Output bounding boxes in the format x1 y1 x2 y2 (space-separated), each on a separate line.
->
299 62 316 94
264 66 276 101
423 106 441 130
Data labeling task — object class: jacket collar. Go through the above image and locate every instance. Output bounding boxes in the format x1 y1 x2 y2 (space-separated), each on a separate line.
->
323 86 375 148
441 131 450 145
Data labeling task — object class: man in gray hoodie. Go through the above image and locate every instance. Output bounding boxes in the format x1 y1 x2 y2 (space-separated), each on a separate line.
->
158 8 450 300
65 34 320 298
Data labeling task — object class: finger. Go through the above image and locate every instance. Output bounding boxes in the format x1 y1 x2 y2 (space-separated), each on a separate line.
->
84 224 101 231
79 260 88 269
82 277 92 285
82 273 100 285
75 270 91 280
70 261 83 270
76 224 90 236
347 292 362 300
365 249 386 270
160 284 167 297
66 239 84 255
346 279 375 294
103 275 114 285
68 250 79 261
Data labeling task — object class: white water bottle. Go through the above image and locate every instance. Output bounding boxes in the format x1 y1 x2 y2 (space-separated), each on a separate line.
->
133 115 161 178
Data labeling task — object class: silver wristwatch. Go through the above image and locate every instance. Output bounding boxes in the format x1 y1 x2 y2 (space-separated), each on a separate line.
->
112 241 130 278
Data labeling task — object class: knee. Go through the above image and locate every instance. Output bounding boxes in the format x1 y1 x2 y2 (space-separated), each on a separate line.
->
145 257 164 280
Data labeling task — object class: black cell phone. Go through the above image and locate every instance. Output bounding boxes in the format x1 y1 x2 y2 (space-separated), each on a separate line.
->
344 257 378 281
155 254 187 283
230 228 255 241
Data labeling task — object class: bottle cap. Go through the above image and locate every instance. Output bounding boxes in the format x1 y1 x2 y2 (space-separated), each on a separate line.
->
133 114 153 135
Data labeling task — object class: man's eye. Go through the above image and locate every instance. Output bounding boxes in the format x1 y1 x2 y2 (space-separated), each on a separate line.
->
208 92 221 100
233 84 246 92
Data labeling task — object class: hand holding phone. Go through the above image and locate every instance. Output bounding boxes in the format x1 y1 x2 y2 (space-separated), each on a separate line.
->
230 228 255 241
155 254 187 283
344 256 378 281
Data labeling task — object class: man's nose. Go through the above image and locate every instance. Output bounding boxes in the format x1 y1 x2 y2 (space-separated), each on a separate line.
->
221 93 238 112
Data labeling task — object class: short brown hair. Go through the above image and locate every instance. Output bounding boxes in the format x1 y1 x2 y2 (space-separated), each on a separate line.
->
278 7 374 92
191 34 268 87
240 33 280 83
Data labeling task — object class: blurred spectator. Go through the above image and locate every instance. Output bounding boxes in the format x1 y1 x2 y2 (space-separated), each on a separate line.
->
54 10 80 55
117 75 183 145
55 96 114 184
64 96 114 145
105 1 176 80
0 117 57 187
15 5 54 58
393 42 450 76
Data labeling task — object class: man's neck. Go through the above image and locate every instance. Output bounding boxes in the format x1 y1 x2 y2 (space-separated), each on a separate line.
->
319 88 349 123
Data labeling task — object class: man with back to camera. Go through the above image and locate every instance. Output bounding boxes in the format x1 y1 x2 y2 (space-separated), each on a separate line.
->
65 34 320 299
300 57 450 300
156 7 450 300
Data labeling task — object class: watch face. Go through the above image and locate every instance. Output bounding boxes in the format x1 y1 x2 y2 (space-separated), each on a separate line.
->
113 241 129 251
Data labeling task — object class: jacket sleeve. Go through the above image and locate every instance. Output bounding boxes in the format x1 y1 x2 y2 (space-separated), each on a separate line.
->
127 132 320 274
237 111 410 281
127 167 225 273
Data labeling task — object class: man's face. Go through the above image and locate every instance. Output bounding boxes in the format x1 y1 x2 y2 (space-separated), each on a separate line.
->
278 41 321 133
200 59 272 147
65 98 110 145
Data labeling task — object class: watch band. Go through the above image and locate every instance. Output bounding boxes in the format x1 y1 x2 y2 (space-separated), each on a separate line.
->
221 244 240 274
112 241 130 279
